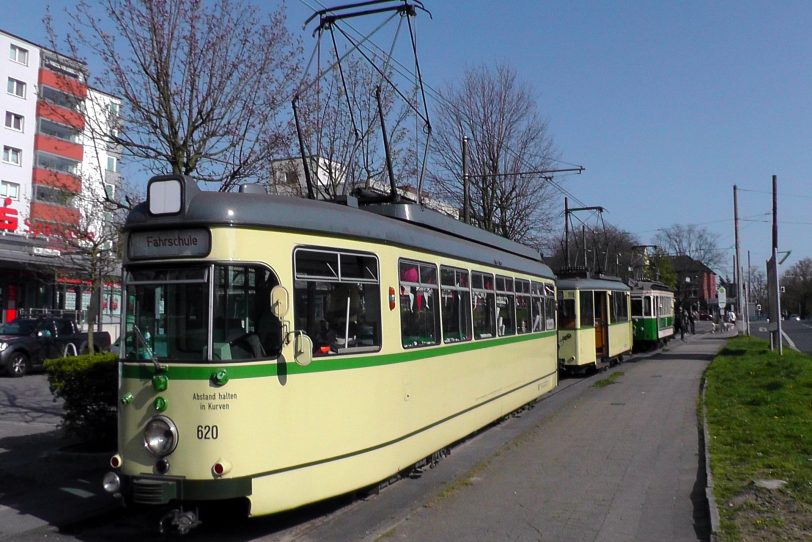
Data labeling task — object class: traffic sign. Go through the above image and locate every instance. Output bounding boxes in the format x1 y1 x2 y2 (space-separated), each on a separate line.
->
718 286 727 310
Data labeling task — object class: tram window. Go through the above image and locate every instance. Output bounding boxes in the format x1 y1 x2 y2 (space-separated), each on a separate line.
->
557 296 577 330
400 260 440 348
644 296 653 317
124 266 209 362
472 271 496 339
631 298 643 317
515 279 531 334
495 275 515 336
294 248 381 356
612 292 629 322
440 266 472 343
544 283 556 329
531 281 544 331
212 265 281 360
580 291 595 327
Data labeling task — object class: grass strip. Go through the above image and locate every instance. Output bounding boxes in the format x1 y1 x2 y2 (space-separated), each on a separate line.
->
704 336 812 541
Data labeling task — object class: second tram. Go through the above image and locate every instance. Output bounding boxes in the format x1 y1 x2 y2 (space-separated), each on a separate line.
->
556 271 633 375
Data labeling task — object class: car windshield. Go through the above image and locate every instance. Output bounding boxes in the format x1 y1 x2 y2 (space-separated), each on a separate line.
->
0 320 37 335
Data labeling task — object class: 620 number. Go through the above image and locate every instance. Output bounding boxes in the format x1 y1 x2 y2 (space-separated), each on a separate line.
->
196 425 219 440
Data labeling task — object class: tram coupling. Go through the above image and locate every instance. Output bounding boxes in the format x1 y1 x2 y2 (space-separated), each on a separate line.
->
159 508 201 536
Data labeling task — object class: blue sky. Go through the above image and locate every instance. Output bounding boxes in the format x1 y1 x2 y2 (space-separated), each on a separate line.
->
12 1 812 278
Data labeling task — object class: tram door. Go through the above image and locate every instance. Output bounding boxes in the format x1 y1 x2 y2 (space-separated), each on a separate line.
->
594 291 608 360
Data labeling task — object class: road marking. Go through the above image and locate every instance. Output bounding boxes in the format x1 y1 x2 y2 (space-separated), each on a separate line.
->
782 330 800 352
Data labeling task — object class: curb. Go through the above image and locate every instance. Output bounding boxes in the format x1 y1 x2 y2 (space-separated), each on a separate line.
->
701 377 721 541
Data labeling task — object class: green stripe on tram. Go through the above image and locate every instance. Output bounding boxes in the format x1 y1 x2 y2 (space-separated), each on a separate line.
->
121 330 557 380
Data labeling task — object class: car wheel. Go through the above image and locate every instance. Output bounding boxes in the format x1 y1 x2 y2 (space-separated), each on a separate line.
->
7 352 29 377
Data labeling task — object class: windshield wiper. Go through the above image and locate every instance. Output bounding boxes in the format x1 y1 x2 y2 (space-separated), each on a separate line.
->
132 325 163 372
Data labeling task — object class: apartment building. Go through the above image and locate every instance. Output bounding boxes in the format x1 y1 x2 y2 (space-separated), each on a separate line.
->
1 29 121 323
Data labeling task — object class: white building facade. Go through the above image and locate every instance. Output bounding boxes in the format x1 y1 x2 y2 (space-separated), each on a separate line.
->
0 29 121 322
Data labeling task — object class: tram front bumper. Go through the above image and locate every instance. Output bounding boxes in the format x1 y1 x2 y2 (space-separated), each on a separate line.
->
107 474 253 505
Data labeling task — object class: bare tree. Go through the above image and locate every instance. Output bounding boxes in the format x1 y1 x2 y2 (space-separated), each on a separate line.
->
290 57 411 199
545 224 640 279
48 0 301 191
653 224 724 271
430 63 558 245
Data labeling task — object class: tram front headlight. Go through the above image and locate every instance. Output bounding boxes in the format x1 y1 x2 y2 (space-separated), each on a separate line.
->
143 416 178 457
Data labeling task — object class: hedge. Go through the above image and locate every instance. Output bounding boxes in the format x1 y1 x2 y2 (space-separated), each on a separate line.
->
44 352 118 447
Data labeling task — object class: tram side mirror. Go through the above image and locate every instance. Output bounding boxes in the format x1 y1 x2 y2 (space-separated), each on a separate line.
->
270 286 289 319
294 332 313 367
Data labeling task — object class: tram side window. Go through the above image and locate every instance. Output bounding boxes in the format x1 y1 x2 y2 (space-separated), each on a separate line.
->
631 298 643 317
294 249 381 356
440 266 472 343
557 293 577 330
644 296 653 317
580 291 595 327
211 265 281 360
612 292 629 322
495 275 516 336
544 283 556 329
531 281 545 331
515 279 531 334
472 271 496 339
400 260 440 348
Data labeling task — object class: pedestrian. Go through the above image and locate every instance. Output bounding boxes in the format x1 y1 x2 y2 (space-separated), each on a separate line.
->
677 310 687 341
689 308 696 335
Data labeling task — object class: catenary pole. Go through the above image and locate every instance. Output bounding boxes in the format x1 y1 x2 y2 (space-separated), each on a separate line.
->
733 185 743 335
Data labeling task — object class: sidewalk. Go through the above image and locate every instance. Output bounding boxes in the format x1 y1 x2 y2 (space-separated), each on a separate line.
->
366 327 728 542
0 377 118 540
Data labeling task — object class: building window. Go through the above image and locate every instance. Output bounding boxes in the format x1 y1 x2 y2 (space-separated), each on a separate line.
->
9 44 29 65
2 146 22 166
106 156 117 172
38 118 80 143
40 86 81 111
34 185 74 206
36 151 79 175
5 112 23 132
7 78 26 98
0 180 20 200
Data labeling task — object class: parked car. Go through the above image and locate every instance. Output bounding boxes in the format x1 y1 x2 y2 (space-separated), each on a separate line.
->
789 314 801 321
0 318 112 377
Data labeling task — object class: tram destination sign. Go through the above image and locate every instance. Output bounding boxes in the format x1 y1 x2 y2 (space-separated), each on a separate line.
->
128 228 211 260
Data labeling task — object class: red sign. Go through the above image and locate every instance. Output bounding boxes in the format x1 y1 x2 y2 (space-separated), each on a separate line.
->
0 198 18 232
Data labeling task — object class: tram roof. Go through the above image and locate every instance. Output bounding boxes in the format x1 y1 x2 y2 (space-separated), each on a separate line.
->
628 280 673 294
124 176 555 279
555 273 630 292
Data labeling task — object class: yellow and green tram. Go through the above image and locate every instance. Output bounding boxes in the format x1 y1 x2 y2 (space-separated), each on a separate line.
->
556 272 633 375
103 175 559 532
630 281 675 348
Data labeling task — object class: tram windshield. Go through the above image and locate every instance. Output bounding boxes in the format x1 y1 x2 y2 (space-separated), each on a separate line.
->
123 264 282 362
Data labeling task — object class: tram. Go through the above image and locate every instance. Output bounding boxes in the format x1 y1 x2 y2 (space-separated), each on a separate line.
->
103 175 559 532
629 281 675 348
556 271 633 375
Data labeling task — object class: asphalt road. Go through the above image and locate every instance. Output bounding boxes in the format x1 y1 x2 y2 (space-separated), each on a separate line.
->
750 318 812 354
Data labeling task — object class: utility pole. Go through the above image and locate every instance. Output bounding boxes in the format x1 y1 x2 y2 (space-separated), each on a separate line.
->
772 175 783 354
733 185 743 335
747 250 752 336
564 197 569 267
462 136 469 224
